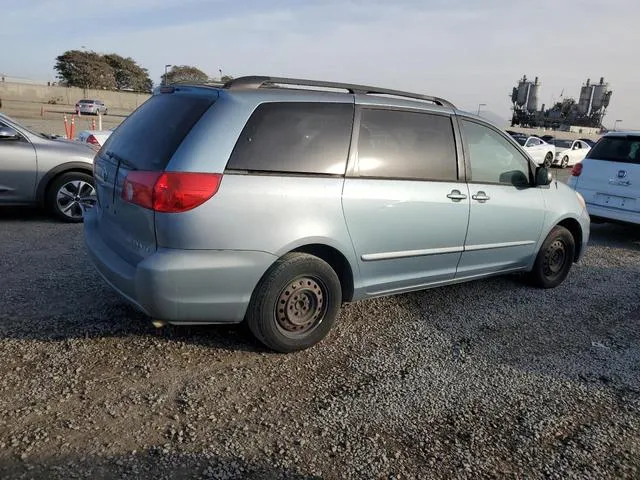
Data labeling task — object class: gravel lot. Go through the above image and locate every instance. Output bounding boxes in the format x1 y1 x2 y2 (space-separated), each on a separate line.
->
0 204 639 479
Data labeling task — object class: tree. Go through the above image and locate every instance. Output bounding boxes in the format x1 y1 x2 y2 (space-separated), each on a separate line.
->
54 50 152 92
103 54 152 92
55 50 116 90
162 65 209 85
220 75 234 83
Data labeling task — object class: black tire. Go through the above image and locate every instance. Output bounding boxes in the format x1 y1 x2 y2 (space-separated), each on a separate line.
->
526 225 575 288
561 155 569 168
46 172 96 223
246 253 342 353
544 152 553 168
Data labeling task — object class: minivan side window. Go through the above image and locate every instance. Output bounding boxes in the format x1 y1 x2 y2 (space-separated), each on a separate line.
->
356 109 457 181
461 119 530 187
227 102 354 175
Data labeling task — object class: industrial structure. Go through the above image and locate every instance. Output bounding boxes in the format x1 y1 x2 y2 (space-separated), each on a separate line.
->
510 75 612 131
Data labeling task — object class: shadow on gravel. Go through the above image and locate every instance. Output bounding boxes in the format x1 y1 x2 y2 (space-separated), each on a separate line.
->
589 222 640 249
0 450 317 480
0 206 53 222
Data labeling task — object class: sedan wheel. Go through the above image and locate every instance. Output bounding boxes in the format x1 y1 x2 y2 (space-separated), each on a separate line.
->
561 155 569 168
47 172 96 223
544 152 553 168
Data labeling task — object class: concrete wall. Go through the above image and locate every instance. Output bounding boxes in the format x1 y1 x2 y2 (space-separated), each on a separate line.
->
0 81 150 111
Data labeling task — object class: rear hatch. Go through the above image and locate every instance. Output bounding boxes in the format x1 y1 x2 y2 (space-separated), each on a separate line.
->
573 134 640 213
93 88 217 264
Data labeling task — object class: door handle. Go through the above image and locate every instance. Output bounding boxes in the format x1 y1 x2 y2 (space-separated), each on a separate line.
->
446 189 467 201
472 191 491 202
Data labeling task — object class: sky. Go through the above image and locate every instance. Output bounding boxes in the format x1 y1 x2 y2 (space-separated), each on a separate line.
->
2 0 639 129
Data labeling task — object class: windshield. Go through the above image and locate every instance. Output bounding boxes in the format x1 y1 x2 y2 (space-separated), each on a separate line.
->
514 136 527 146
100 92 216 170
587 136 640 164
554 139 573 149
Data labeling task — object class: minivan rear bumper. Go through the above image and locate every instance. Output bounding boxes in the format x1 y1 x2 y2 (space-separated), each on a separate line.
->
585 202 640 225
83 210 277 324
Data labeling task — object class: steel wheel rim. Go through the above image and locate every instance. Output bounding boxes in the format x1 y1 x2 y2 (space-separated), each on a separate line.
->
562 156 569 168
56 180 96 219
275 276 328 337
543 239 567 277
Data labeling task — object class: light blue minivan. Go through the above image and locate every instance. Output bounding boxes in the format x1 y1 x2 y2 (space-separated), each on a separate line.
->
84 76 590 352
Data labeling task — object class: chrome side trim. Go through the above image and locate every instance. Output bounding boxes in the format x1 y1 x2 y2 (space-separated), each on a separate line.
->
361 240 535 262
464 240 536 252
361 246 464 262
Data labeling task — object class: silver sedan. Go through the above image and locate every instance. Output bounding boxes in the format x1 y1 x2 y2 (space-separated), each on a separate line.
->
0 113 97 222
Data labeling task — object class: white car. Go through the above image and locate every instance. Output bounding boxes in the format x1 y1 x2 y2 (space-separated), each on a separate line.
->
552 139 591 168
514 135 556 166
568 132 640 225
77 130 112 150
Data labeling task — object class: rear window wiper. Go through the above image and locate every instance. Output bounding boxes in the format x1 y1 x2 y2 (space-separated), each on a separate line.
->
104 150 137 170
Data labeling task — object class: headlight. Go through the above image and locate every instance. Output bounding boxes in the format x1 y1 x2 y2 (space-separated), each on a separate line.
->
576 191 586 209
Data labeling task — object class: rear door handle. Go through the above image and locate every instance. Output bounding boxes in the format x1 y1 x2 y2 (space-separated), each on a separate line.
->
472 191 490 202
447 189 467 202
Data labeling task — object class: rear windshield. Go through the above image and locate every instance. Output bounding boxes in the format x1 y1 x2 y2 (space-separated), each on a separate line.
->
587 136 640 164
514 136 526 146
554 139 573 148
79 100 94 104
100 93 215 170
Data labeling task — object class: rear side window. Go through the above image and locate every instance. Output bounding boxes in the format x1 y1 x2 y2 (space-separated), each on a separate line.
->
101 93 215 170
228 102 354 175
356 109 457 181
587 136 640 164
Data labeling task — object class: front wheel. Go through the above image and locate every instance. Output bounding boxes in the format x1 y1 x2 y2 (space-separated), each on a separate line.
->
543 152 553 168
246 253 342 353
561 155 569 168
526 226 575 288
46 172 96 223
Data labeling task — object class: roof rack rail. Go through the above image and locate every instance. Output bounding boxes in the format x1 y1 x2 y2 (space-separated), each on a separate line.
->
223 76 455 109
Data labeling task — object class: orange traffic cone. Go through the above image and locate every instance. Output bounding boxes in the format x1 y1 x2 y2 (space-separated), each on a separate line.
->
63 114 69 139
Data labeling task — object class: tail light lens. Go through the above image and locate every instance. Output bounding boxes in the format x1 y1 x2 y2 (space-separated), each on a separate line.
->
86 134 100 148
121 172 222 213
570 163 583 177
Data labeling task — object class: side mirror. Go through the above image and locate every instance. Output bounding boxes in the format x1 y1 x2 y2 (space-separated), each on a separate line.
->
0 126 19 140
535 166 553 186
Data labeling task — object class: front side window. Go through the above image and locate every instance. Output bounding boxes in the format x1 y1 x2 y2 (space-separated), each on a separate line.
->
228 102 354 175
356 109 457 181
462 119 531 187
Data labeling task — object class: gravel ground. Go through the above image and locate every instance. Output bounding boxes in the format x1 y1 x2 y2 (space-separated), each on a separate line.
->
0 207 638 479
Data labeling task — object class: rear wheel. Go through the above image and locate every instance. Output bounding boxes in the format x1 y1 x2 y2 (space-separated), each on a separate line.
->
543 152 553 167
561 155 569 168
246 253 342 353
46 172 96 223
526 226 575 288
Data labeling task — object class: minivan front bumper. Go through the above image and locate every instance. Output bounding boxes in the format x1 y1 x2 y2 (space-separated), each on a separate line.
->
83 210 277 324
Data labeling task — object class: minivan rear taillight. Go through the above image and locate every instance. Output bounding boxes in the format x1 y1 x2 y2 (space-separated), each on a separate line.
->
570 163 583 177
121 172 222 213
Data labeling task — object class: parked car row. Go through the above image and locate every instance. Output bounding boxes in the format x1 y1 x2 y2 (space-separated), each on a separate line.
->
507 131 595 167
3 77 636 353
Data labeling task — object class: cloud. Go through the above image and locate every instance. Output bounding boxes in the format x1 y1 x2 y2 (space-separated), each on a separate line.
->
4 0 639 127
